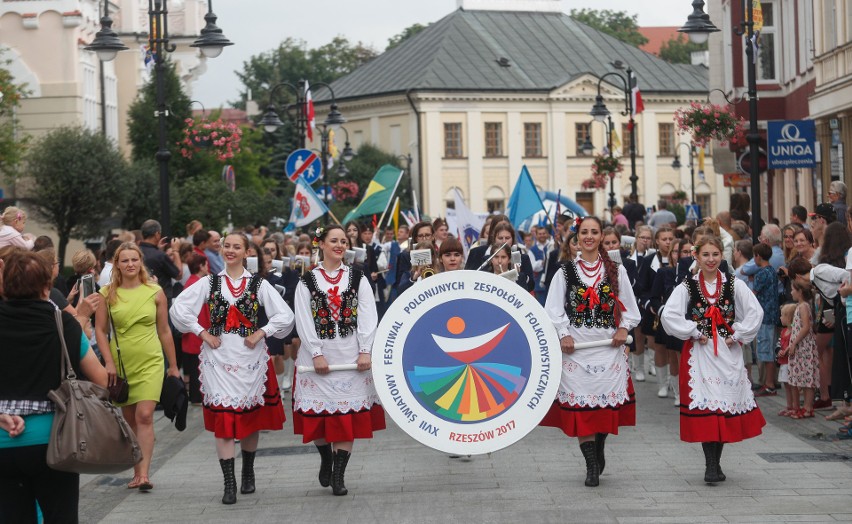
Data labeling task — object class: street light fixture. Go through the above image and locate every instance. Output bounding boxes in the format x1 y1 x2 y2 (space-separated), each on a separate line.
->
583 118 619 214
86 0 232 234
672 142 696 205
680 0 759 243
261 81 345 148
590 65 639 200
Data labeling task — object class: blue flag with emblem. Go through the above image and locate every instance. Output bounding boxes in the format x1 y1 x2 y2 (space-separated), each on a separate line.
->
507 166 546 229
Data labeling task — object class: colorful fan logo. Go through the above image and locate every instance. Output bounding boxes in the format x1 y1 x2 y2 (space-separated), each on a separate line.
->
405 308 528 423
374 270 560 455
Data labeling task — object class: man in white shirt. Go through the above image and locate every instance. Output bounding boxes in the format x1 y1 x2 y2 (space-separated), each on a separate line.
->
97 239 123 287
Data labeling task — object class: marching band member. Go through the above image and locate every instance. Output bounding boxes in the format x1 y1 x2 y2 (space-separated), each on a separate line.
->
170 233 294 505
293 225 384 496
661 235 765 484
540 216 640 487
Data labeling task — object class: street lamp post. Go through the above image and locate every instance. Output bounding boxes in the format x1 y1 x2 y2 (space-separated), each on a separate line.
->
261 83 347 224
86 0 233 234
679 0 760 243
581 117 618 215
672 142 696 204
590 64 639 200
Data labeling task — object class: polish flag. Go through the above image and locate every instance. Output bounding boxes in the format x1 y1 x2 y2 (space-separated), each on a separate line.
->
630 72 645 119
305 81 316 142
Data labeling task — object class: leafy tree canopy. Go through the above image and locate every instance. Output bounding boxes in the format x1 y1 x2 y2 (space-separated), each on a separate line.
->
569 9 648 48
234 36 377 111
387 23 428 51
0 49 30 179
659 34 709 64
25 127 128 263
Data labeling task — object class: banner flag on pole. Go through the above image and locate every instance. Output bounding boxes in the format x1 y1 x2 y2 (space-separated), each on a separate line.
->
630 72 645 118
305 81 316 142
288 177 329 227
342 165 403 223
453 188 486 255
507 166 547 230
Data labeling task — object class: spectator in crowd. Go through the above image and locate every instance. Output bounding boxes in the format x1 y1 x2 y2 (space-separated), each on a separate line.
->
828 181 847 224
790 205 809 229
809 203 837 260
185 220 203 242
98 239 123 288
611 206 629 228
66 249 98 308
192 230 212 261
0 251 108 522
205 230 224 275
138 219 183 304
753 242 781 396
530 225 554 305
622 195 646 231
0 206 35 250
782 224 804 263
648 200 677 231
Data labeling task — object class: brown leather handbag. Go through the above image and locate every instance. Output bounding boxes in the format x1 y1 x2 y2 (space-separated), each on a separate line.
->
46 310 142 474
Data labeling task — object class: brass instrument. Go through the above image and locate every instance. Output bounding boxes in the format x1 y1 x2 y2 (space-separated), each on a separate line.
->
420 265 436 279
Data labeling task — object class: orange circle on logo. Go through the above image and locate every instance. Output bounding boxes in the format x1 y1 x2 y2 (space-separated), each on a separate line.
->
446 316 465 335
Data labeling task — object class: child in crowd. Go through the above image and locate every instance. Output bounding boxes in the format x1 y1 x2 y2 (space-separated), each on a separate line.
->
776 304 796 416
784 281 819 419
752 243 781 396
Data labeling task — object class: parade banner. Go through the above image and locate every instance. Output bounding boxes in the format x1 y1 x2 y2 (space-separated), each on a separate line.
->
373 271 560 455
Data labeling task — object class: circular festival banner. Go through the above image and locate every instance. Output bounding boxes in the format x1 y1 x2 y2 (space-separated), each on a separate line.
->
373 270 560 455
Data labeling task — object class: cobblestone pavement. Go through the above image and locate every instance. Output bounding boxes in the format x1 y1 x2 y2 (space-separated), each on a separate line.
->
80 375 852 524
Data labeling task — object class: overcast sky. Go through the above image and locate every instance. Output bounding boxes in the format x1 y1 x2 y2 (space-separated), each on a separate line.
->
192 0 694 108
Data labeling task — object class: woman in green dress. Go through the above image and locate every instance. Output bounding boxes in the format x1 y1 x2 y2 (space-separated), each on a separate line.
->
95 242 180 492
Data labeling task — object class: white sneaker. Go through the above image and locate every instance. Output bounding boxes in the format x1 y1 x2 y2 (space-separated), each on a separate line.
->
634 369 646 382
632 354 645 382
648 365 656 377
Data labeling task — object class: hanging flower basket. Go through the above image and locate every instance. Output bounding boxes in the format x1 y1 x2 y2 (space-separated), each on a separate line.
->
179 117 242 162
674 102 746 148
583 154 622 191
332 180 359 202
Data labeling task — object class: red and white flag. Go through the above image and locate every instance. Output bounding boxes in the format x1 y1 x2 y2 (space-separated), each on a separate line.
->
630 72 645 118
304 81 316 142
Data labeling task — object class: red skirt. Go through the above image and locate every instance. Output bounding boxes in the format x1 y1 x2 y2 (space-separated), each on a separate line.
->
293 404 386 444
539 377 636 437
679 341 765 443
203 359 286 439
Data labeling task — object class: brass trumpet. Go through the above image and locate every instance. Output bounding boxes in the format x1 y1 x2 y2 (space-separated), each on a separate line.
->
420 265 436 279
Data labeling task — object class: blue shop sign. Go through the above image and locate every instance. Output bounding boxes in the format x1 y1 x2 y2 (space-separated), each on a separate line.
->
768 120 816 169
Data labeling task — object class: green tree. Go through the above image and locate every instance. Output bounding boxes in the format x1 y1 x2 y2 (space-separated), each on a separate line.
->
234 36 377 111
659 34 709 64
387 23 428 51
569 9 648 48
0 50 30 180
25 127 128 263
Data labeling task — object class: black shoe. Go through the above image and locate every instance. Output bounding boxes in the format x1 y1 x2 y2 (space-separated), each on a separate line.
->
715 442 726 482
579 441 599 487
219 458 237 504
595 433 608 475
316 444 333 487
240 450 256 494
331 450 351 496
702 443 723 484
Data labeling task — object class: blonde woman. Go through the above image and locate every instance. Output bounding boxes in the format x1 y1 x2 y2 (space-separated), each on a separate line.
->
94 242 181 492
0 207 35 250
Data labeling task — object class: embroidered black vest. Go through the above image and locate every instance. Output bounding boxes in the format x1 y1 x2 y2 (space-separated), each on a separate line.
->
684 277 736 339
562 262 619 329
207 274 263 337
301 268 362 339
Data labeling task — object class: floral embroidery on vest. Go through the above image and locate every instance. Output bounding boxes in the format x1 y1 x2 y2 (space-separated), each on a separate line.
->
302 269 361 339
562 262 618 329
207 275 262 337
685 277 736 339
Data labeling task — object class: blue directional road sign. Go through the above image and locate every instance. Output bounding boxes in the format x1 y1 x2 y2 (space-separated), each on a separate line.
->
768 120 817 169
285 148 322 184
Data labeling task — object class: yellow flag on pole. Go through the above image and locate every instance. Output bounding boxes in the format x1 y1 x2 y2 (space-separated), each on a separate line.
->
610 127 622 155
328 129 339 158
391 196 400 237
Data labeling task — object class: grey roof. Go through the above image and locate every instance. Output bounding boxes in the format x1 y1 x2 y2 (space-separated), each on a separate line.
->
318 8 708 102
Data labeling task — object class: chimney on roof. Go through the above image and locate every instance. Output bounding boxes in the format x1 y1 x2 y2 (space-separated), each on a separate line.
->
457 0 563 13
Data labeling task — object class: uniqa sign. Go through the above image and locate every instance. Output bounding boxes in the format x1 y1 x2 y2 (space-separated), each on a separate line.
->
767 120 817 169
373 270 560 455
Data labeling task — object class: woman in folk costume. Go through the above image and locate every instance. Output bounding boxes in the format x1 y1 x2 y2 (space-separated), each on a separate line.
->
170 233 294 505
293 225 384 497
661 235 765 484
540 216 641 487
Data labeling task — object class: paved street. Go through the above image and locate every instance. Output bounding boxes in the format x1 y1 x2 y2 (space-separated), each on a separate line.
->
80 375 852 524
